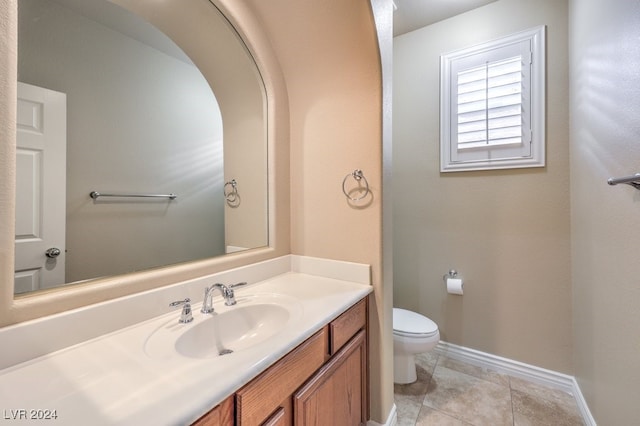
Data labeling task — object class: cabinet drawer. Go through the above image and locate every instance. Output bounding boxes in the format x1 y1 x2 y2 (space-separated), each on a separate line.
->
330 298 366 355
236 328 328 425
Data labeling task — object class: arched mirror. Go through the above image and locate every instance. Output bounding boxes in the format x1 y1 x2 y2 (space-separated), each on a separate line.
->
14 0 268 295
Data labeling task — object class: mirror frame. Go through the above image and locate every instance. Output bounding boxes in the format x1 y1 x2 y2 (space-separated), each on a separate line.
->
0 0 290 327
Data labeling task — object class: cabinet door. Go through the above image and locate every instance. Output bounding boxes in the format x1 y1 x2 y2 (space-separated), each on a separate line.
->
293 330 366 426
236 328 328 425
192 396 234 426
262 407 287 426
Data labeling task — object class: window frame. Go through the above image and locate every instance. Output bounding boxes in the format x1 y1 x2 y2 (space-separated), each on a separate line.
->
440 26 546 172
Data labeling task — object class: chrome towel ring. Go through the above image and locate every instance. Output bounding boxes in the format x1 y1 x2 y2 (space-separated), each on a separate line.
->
224 179 240 207
342 169 370 202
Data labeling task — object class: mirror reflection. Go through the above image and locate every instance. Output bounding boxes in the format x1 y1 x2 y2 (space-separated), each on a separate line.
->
15 0 268 295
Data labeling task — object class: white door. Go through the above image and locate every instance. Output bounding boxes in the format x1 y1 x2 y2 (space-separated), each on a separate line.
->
15 82 67 294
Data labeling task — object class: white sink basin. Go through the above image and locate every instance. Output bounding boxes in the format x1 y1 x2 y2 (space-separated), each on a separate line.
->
176 304 288 358
144 293 301 359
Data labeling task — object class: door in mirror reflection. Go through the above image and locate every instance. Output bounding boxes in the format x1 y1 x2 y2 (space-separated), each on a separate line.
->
15 82 67 294
15 0 268 294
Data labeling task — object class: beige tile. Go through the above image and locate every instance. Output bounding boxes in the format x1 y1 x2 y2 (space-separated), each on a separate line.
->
395 354 437 398
510 376 579 411
415 351 439 375
423 365 513 426
393 356 586 426
512 389 584 426
437 355 511 387
395 352 438 425
395 392 423 426
416 406 472 425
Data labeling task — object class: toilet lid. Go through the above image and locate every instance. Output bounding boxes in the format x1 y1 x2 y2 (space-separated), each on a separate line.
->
393 308 438 336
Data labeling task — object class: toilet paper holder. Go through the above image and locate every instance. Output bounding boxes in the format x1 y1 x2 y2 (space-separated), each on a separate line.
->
443 269 464 295
443 269 458 281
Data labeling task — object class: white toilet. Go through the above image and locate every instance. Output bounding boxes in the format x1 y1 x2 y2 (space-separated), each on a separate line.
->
393 308 440 384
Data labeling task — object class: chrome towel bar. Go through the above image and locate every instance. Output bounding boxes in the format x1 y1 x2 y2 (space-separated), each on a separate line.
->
607 173 640 190
89 191 177 200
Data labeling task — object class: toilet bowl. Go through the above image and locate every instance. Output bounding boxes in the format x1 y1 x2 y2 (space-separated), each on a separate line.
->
393 308 440 384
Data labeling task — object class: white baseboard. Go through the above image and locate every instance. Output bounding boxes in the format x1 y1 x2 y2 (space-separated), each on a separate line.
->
435 341 596 426
368 403 397 426
571 377 597 426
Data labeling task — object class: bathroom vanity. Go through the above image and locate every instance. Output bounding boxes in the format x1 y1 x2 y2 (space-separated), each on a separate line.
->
195 298 367 425
0 256 372 425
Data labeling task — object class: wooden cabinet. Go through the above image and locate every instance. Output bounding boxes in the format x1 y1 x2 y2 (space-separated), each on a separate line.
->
294 330 367 426
262 407 286 426
192 297 368 426
192 396 234 426
235 328 329 425
329 298 366 355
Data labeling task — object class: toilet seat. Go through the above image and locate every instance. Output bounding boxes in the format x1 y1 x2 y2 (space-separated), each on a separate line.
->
393 308 438 338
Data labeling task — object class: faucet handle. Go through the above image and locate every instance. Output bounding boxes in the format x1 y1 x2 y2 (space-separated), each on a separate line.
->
229 281 247 289
169 298 193 323
224 282 247 306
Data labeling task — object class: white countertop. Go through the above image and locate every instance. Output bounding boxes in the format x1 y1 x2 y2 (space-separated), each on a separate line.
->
0 257 372 425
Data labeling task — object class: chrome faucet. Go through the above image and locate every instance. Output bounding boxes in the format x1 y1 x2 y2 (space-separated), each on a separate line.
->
169 298 193 323
201 282 247 314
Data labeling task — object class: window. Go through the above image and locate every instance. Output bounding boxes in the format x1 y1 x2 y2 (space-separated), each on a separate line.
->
440 26 545 172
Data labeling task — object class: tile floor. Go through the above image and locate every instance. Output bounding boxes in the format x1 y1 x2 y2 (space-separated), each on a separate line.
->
394 352 585 426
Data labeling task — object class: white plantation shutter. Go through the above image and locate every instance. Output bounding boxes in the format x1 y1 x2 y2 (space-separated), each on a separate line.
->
457 57 523 149
440 26 545 172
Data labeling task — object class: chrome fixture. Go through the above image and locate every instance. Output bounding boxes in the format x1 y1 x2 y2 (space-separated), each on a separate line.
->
169 298 193 323
443 269 458 281
607 173 640 190
90 191 177 200
224 179 240 207
342 169 371 202
201 282 247 314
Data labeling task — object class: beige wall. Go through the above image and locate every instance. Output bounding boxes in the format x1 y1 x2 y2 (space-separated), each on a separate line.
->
570 0 640 423
243 1 390 421
0 1 18 322
373 0 396 423
393 0 572 373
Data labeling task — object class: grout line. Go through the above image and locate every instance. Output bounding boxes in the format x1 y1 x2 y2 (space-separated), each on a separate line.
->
509 381 516 426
